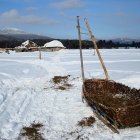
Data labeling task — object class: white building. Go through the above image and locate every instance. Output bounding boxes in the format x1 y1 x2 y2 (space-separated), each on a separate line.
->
42 40 65 52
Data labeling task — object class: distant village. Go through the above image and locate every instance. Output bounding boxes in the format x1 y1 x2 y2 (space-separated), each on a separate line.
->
1 39 140 54
15 40 65 52
0 40 66 53
1 38 140 53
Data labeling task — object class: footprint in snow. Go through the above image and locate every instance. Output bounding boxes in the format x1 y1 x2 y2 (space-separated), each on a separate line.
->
22 69 29 74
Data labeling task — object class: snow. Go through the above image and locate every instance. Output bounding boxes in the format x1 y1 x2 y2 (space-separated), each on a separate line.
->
0 28 25 34
4 28 23 32
44 40 65 48
15 40 38 48
21 40 30 46
0 49 140 140
21 40 37 47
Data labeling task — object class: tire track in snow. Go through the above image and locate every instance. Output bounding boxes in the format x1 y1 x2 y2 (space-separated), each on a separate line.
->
0 50 69 139
0 50 88 139
8 89 39 138
0 89 14 117
0 85 38 138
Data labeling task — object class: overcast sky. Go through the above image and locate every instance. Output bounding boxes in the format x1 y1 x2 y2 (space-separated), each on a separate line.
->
0 0 140 39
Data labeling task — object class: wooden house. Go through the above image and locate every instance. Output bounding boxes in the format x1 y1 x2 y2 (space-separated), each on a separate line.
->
15 40 38 52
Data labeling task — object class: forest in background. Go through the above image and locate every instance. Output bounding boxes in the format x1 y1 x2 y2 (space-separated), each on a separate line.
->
0 38 140 49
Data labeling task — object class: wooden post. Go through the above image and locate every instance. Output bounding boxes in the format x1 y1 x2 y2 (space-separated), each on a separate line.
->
93 48 95 55
77 16 85 82
84 18 109 80
39 47 41 60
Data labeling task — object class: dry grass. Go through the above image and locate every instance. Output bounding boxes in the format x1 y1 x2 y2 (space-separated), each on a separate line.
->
17 122 45 140
52 75 73 90
52 75 70 84
78 116 95 127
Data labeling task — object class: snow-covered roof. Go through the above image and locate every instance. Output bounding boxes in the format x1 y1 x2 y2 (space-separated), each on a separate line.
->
15 46 26 49
43 40 65 48
15 40 38 49
21 40 30 46
22 40 37 46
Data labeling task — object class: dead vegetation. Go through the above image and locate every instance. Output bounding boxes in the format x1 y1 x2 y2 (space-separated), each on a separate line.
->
78 116 95 127
17 122 45 140
65 117 95 140
51 75 73 90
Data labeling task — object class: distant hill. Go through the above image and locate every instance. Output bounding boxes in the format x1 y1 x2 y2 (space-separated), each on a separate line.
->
85 37 140 44
108 38 140 44
0 28 52 41
0 35 20 41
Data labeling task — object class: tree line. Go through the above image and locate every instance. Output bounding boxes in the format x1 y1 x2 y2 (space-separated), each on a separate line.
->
0 39 140 49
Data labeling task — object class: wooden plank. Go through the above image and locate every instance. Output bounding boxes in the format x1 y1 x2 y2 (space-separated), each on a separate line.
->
85 93 119 126
84 97 119 133
93 110 119 134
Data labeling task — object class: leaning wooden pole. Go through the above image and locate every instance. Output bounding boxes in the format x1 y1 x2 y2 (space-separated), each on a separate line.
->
84 18 109 80
77 16 85 82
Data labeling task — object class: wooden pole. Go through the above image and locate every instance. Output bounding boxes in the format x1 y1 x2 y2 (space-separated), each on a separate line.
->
77 16 85 82
93 48 95 55
84 18 109 80
39 47 41 60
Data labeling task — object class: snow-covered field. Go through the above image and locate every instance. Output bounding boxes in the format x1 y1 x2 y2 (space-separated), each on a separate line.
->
0 49 140 140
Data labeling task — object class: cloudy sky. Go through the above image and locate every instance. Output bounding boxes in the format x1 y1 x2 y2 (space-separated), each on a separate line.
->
0 0 140 39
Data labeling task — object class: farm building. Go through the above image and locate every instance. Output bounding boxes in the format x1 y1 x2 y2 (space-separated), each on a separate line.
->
42 40 65 52
15 40 39 52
